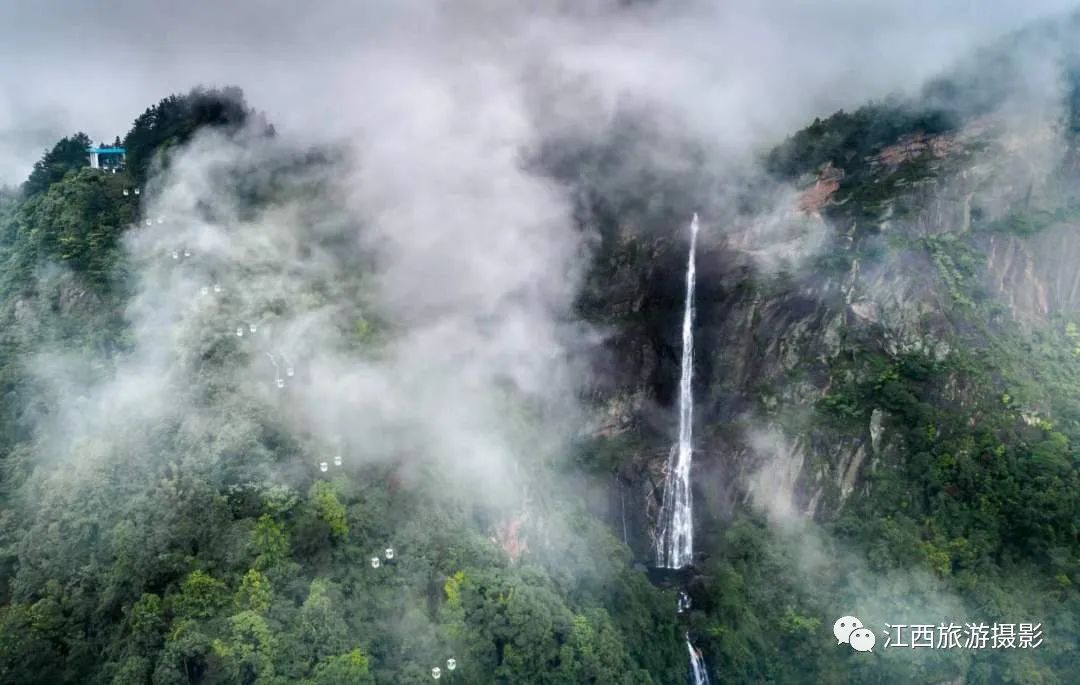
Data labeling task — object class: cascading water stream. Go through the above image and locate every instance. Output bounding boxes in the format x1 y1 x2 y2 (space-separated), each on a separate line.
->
687 634 711 685
652 215 711 682
620 481 629 546
656 213 699 569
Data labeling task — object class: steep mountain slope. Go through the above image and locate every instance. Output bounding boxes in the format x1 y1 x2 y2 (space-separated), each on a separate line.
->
0 18 1078 685
565 22 1080 683
0 89 687 685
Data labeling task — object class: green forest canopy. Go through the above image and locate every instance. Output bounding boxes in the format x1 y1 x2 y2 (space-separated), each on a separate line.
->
0 79 1076 685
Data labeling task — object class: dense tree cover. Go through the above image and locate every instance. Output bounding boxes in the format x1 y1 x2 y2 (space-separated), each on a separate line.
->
123 87 271 184
764 103 956 180
560 72 1079 679
674 98 1078 680
22 133 93 198
2 50 1080 683
5 168 137 290
0 398 683 683
679 254 1080 681
0 92 685 684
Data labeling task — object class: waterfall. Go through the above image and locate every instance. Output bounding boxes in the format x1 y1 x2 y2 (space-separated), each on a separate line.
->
652 216 710 683
620 481 629 546
686 634 711 685
656 213 699 569
677 590 691 614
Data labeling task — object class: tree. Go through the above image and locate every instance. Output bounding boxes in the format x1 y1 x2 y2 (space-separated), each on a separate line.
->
310 482 348 539
123 86 269 183
211 610 278 683
22 133 92 197
252 513 290 569
309 649 375 685
14 167 136 290
297 579 349 663
173 570 228 620
235 569 273 613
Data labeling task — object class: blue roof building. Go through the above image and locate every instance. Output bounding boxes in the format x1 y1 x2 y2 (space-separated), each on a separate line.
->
88 146 126 170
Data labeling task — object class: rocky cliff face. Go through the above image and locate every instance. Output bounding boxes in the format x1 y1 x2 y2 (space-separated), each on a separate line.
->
986 224 1080 321
577 113 1080 565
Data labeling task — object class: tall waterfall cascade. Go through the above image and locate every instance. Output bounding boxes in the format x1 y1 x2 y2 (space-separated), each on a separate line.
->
687 634 711 685
656 213 699 569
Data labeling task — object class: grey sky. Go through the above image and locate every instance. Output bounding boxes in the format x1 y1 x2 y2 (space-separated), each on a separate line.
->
0 0 1077 185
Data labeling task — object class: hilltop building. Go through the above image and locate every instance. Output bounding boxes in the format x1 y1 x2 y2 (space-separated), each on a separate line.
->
87 146 126 171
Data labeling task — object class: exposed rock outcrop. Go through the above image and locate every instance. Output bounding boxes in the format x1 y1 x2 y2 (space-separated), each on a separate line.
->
580 113 1078 566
